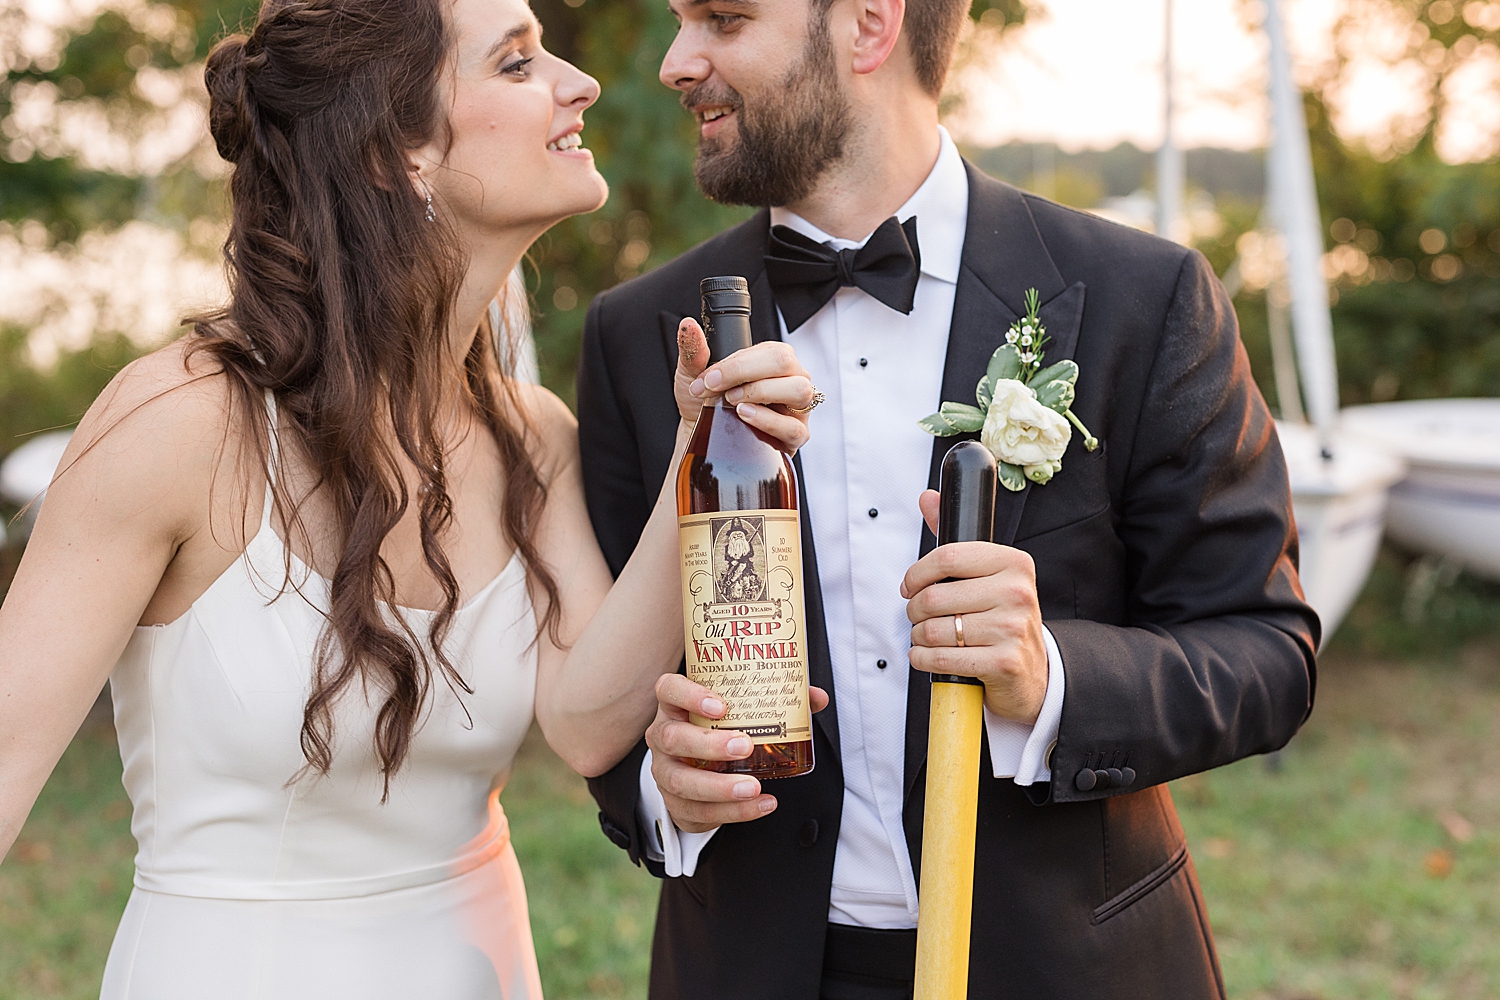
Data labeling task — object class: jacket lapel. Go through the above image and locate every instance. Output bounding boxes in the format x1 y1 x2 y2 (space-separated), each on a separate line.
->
903 164 1086 806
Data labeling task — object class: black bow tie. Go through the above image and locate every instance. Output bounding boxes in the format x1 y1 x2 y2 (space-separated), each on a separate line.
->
764 216 921 332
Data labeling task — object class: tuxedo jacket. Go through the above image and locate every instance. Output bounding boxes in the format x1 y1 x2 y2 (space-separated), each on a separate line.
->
577 164 1318 1000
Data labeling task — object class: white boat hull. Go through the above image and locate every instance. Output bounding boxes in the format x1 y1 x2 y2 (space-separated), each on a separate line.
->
1343 400 1500 581
1278 422 1406 641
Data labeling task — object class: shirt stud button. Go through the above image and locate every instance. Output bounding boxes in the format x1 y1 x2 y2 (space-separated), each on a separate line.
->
868 508 878 518
876 659 888 670
859 357 868 368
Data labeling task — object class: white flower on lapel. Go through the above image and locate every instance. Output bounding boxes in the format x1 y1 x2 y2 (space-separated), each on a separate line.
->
982 379 1071 483
919 288 1098 492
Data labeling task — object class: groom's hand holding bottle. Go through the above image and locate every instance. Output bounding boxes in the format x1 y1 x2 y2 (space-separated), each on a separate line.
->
648 489 1050 836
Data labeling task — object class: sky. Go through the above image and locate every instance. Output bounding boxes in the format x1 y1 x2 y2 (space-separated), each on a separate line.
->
948 0 1500 161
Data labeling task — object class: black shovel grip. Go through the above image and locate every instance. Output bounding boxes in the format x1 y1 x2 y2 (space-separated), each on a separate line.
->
933 441 997 686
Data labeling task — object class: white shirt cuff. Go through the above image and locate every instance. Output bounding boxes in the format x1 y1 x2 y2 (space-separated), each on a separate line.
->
982 624 1065 785
637 750 719 877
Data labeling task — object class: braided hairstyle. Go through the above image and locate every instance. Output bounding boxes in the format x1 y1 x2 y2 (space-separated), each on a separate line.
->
192 0 561 799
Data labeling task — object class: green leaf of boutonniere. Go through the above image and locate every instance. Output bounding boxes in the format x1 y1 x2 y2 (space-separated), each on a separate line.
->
975 374 994 409
998 461 1027 492
938 401 986 432
1027 359 1079 391
987 344 1022 386
918 412 962 436
1034 378 1075 414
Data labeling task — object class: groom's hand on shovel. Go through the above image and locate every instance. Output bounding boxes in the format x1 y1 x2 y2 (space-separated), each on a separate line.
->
902 489 1049 725
646 674 829 834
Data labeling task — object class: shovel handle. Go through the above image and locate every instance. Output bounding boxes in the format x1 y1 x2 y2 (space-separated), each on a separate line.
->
913 441 997 1000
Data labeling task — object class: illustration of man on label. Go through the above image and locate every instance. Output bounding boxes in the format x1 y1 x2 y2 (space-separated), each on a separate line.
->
712 516 766 604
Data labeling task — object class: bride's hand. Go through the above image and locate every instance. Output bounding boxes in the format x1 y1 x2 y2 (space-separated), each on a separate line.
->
673 317 815 455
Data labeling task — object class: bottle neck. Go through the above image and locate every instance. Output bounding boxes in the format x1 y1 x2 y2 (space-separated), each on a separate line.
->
705 312 753 364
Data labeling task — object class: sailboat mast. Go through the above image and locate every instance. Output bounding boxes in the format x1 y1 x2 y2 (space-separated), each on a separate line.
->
1156 0 1184 243
1264 0 1339 439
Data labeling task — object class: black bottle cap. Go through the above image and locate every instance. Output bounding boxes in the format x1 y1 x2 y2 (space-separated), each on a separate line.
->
701 275 750 297
700 275 753 363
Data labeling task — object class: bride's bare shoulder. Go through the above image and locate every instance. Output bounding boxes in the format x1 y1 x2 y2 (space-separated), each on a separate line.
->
62 338 250 515
80 338 239 447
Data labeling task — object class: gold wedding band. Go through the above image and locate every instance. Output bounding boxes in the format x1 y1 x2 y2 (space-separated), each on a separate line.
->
789 388 825 415
954 613 965 648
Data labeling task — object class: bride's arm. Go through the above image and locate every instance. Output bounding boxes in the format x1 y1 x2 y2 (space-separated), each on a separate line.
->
530 319 813 777
0 348 225 859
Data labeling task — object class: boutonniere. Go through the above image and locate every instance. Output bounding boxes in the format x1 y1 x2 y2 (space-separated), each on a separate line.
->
919 288 1098 491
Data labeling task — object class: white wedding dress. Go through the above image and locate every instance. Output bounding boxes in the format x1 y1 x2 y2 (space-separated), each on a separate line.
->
100 398 544 999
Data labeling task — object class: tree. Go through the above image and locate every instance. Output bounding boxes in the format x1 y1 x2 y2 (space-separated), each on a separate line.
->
1199 0 1500 412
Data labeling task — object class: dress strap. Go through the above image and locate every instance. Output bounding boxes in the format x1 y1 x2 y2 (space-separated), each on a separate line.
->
261 389 280 533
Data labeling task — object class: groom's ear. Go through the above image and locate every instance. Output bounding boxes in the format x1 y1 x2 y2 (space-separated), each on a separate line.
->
849 0 907 78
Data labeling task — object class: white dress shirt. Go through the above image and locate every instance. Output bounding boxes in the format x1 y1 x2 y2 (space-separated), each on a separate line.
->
639 127 1065 929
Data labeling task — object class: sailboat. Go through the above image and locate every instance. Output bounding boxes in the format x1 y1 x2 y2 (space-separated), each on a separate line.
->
1259 0 1405 637
1340 399 1500 581
1156 0 1405 639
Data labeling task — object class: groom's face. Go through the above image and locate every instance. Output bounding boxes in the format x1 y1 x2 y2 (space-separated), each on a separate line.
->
661 0 853 206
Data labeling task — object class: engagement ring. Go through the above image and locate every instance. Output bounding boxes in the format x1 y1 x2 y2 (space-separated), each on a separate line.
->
790 388 825 414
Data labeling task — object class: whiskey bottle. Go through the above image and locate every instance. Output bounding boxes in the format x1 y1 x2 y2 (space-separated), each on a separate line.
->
676 276 814 779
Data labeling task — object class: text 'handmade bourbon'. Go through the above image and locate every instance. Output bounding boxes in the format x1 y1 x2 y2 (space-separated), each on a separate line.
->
676 276 813 780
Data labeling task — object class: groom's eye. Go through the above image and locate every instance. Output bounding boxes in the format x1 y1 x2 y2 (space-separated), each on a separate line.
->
709 12 745 31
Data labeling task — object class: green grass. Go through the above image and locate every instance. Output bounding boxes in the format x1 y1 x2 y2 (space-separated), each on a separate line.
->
501 730 658 999
1181 648 1500 999
4 547 1500 999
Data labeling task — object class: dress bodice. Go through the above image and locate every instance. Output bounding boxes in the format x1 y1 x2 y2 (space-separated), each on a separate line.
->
111 487 537 902
114 524 540 899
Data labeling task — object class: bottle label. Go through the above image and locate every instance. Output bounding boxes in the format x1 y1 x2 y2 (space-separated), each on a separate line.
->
678 509 812 745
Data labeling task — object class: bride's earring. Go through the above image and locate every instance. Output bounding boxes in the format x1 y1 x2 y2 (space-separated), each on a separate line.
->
423 184 436 224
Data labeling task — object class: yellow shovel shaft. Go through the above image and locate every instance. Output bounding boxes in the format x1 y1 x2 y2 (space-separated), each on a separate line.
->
912 680 985 1000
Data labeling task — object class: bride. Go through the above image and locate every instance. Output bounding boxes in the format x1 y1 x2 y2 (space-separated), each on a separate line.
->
0 0 815 995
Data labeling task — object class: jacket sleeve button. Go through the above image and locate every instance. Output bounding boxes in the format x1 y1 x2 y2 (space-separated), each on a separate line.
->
1121 766 1137 786
1094 769 1112 788
799 819 820 847
598 812 632 850
1074 768 1097 791
1106 767 1124 787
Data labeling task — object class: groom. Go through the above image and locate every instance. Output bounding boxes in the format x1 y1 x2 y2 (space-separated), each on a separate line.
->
577 0 1318 996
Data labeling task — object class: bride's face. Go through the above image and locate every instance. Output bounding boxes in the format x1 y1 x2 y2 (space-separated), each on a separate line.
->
418 0 608 240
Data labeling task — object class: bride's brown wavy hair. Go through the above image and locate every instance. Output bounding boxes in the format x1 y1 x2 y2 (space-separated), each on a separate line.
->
191 0 560 798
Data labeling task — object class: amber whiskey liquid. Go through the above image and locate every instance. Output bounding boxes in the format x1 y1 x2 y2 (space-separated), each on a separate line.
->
675 276 813 780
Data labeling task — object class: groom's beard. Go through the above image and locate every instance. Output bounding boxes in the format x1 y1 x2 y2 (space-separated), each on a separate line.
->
687 21 852 207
